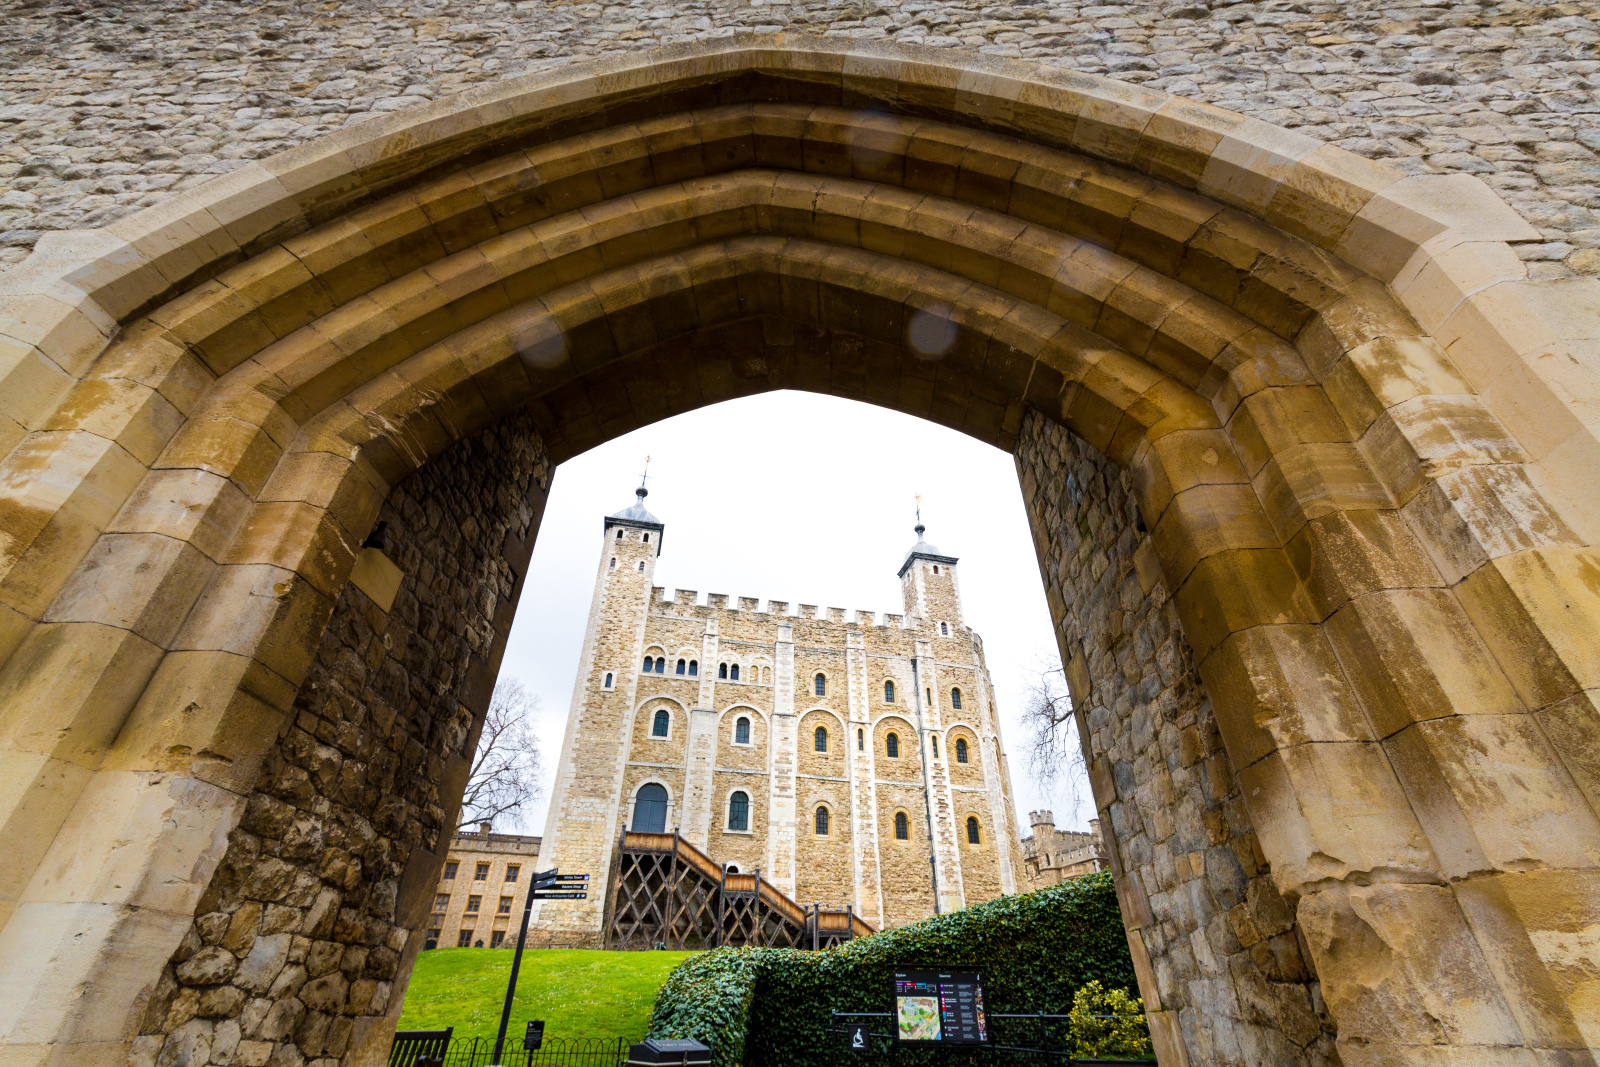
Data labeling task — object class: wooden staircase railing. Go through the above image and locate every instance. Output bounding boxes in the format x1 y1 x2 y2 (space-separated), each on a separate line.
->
606 829 875 950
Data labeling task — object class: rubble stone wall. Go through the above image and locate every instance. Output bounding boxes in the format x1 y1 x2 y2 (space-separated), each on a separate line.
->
129 415 551 1067
0 0 1598 279
1016 410 1337 1067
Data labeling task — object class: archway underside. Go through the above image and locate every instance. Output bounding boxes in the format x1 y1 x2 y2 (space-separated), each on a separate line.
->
0 38 1595 1067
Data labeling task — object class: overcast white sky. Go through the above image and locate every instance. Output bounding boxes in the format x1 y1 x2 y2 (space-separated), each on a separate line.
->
496 390 1092 838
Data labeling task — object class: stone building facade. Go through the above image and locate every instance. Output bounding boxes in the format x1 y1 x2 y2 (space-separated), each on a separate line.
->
535 490 1027 941
424 825 541 950
1020 811 1109 887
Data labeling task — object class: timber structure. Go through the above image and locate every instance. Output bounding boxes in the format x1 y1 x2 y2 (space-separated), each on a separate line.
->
605 830 874 951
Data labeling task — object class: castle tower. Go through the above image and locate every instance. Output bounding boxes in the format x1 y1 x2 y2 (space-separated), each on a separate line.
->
534 482 664 943
898 512 963 630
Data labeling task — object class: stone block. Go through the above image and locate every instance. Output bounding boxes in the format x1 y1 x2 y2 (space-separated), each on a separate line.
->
1284 509 1443 618
43 532 217 647
1171 548 1316 662
1335 173 1540 284
108 467 253 564
170 564 334 689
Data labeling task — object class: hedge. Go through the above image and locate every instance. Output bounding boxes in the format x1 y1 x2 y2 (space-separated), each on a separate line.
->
647 874 1138 1067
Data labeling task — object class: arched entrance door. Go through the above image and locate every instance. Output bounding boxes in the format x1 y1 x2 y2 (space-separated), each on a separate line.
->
631 784 669 834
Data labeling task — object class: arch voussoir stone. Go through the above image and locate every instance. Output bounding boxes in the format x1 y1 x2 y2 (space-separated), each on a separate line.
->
0 34 1596 1067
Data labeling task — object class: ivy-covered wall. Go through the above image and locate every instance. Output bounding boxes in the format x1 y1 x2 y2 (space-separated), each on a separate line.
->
647 876 1136 1067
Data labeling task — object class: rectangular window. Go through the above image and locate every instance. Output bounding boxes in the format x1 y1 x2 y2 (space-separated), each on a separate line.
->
458 929 474 947
505 865 520 882
491 930 506 948
443 861 458 880
498 896 513 914
433 894 449 913
475 862 490 881
466 895 481 913
427 929 440 946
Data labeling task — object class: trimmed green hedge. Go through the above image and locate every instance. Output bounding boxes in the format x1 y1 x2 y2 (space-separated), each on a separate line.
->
647 874 1137 1067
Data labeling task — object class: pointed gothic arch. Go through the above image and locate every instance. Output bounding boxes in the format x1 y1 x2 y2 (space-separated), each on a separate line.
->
0 35 1592 1067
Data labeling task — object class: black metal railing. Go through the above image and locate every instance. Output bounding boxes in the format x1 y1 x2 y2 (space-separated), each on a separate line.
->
392 1035 631 1067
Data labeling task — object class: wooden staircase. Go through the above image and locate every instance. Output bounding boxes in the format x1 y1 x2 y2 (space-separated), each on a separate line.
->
605 830 875 951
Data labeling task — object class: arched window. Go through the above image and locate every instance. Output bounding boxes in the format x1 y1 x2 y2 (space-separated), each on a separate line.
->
951 688 962 710
885 732 899 758
730 663 740 681
633 783 667 832
814 726 828 752
689 660 698 677
609 558 617 570
894 812 908 840
727 791 749 831
815 807 829 835
637 561 645 571
642 532 649 543
652 709 669 737
956 738 968 763
857 728 864 751
604 672 614 688
735 717 751 745
931 735 939 758
815 673 826 696
933 565 940 574
967 816 981 844
642 657 653 673
617 529 623 539
676 659 686 675
884 680 895 703
726 864 740 874
719 663 728 679
940 621 949 636
655 656 665 673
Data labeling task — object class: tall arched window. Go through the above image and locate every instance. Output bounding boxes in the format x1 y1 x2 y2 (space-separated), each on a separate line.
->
604 672 614 688
735 716 751 745
815 673 826 696
727 791 749 831
951 688 962 710
884 680 895 703
652 709 669 737
642 657 653 673
637 561 645 571
642 532 649 543
966 816 981 844
719 663 728 679
632 783 667 832
689 660 698 676
676 659 686 675
814 726 828 752
609 558 617 570
617 529 624 539
730 663 740 681
894 812 908 840
655 656 665 673
940 621 949 636
815 807 829 835
885 732 899 758
956 738 968 763
931 735 939 758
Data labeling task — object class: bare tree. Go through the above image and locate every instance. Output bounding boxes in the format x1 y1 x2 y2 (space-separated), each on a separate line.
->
1019 656 1087 812
459 677 545 832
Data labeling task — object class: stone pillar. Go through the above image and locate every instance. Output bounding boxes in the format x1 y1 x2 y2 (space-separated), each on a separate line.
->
913 641 964 914
765 622 797 894
844 628 884 925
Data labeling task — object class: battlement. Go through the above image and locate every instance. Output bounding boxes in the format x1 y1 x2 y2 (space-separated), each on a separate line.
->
648 587 919 628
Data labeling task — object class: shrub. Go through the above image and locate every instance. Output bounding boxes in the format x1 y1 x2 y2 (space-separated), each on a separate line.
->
1070 980 1151 1059
647 874 1139 1067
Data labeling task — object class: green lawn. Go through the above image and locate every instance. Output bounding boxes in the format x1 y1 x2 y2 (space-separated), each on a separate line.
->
397 948 695 1044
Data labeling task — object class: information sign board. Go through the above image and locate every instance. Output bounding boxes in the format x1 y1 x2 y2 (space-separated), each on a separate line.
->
892 970 989 1046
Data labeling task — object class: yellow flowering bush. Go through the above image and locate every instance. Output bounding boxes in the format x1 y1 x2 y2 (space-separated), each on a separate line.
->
1069 979 1152 1059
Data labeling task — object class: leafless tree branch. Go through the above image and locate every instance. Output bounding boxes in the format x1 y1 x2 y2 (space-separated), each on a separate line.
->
1020 655 1086 815
459 677 545 832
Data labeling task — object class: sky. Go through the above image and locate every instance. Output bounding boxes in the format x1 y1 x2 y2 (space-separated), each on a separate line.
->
495 390 1093 838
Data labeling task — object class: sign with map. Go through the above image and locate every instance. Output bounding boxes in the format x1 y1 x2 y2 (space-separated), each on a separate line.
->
893 970 989 1045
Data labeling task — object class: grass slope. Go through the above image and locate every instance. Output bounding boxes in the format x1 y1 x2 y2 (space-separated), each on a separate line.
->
398 948 695 1045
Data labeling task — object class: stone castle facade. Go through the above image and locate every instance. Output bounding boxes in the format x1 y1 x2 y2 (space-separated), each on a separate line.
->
534 488 1027 940
1020 811 1109 889
423 824 541 951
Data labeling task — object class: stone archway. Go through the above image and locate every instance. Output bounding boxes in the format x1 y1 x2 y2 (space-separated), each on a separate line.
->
0 36 1595 1067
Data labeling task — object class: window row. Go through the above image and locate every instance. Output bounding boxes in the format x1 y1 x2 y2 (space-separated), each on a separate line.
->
646 709 977 764
643 657 698 676
441 861 520 882
432 894 517 915
635 782 987 846
447 930 509 948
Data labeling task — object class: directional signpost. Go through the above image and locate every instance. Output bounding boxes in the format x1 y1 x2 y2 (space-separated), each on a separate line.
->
490 869 589 1066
